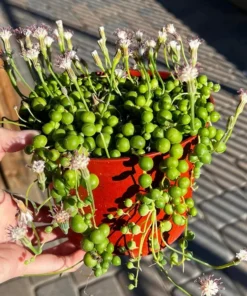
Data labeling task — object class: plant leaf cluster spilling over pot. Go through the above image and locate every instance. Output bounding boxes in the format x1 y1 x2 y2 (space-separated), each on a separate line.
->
1 21 247 295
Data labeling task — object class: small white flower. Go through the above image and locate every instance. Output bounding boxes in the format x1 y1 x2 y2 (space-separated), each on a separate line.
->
196 274 224 296
119 38 131 48
138 46 147 57
68 50 79 61
115 68 126 79
32 160 45 174
158 30 167 43
238 89 247 104
236 249 247 261
117 30 128 40
25 29 32 37
135 30 143 41
7 225 27 242
33 26 48 39
166 23 176 35
169 40 180 51
64 30 73 41
44 36 54 47
146 39 156 48
176 64 199 82
0 27 12 41
70 151 90 170
189 37 203 50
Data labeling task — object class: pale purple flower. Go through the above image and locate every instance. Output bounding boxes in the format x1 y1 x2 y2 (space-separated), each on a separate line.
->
31 160 45 174
13 27 31 40
7 224 27 242
176 63 199 82
68 50 79 61
196 274 224 296
57 52 73 70
119 38 131 48
32 25 49 39
236 249 247 261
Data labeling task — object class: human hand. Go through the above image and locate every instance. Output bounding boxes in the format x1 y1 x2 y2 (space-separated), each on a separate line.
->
0 128 85 284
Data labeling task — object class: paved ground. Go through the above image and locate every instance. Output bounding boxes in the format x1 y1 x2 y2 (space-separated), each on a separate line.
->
1 0 247 295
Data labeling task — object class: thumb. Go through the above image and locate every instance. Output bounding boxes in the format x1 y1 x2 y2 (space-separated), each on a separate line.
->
0 128 39 160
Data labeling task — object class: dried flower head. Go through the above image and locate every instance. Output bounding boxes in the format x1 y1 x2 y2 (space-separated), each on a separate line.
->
51 206 70 234
236 248 247 261
57 51 73 70
70 150 90 170
31 160 45 174
238 88 247 104
176 63 200 82
196 274 224 296
13 198 34 226
13 27 32 40
64 30 73 41
0 27 13 41
7 224 27 242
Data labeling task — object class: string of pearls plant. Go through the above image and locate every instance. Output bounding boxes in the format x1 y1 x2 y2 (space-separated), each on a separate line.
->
1 20 247 296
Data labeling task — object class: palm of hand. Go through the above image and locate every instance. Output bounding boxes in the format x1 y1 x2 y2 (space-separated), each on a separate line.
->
0 128 84 283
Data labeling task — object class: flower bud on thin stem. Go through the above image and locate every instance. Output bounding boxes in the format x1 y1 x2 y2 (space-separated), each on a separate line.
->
56 20 65 53
92 50 105 72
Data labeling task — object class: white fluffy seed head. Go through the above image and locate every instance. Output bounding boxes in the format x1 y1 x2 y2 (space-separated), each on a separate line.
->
236 249 247 261
176 64 199 82
196 274 224 296
31 160 45 173
7 225 27 242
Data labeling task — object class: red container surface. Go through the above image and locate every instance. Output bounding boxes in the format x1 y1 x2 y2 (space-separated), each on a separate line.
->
72 71 198 257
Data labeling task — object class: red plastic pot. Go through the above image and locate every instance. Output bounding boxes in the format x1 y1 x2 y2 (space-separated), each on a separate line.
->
72 71 198 257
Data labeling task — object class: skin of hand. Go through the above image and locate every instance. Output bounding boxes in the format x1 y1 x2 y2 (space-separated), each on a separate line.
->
0 128 85 284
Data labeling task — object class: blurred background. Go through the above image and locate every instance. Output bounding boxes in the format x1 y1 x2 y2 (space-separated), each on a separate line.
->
0 0 247 295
